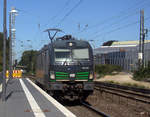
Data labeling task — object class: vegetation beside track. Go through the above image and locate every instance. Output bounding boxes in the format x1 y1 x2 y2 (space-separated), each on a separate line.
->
19 50 38 74
102 80 149 89
133 61 150 81
0 32 10 72
95 64 122 78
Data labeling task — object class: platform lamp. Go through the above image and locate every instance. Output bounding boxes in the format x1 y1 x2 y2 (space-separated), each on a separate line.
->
10 7 18 69
9 7 18 80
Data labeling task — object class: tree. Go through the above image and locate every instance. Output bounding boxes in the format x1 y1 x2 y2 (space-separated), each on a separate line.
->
0 32 9 72
19 50 38 73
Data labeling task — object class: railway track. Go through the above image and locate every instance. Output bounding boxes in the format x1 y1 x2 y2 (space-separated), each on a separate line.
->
95 82 150 99
59 99 105 117
80 101 110 117
95 81 150 104
94 81 150 115
62 99 110 117
95 81 150 94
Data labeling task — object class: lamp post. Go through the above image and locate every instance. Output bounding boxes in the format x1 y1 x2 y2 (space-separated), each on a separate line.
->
2 0 7 102
11 7 18 69
8 7 18 79
9 9 12 80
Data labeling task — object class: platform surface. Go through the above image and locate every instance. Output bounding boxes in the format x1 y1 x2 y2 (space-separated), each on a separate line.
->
0 78 76 117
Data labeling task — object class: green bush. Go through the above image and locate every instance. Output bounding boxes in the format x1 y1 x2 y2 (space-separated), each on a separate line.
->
95 64 122 77
133 61 150 81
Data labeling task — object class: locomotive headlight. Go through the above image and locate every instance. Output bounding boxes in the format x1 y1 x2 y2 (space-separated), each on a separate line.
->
70 73 75 78
69 42 73 46
89 71 94 79
50 71 55 79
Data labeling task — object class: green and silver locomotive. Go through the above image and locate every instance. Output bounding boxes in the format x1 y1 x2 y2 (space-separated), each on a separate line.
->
36 35 94 100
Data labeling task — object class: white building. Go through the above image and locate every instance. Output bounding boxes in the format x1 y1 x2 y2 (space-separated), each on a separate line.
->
94 40 150 71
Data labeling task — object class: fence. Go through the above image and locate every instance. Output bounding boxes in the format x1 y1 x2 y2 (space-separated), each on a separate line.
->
94 48 150 71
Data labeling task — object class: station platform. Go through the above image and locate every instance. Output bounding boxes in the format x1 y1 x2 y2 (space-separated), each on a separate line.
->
0 78 76 117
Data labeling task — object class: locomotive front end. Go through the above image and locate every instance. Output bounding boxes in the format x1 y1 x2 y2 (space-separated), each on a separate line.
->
49 39 94 99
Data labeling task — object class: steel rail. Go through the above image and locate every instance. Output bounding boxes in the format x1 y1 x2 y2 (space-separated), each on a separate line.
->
95 87 150 105
95 81 150 94
95 86 150 99
80 101 110 117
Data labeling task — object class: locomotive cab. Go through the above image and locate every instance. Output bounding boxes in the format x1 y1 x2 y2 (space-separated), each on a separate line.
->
36 35 94 100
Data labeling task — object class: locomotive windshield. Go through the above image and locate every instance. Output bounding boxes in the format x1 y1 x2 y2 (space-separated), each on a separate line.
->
54 48 89 62
55 49 71 62
72 48 89 60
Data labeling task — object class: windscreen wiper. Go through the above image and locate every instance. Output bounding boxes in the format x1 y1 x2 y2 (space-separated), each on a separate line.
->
63 58 69 65
77 60 82 66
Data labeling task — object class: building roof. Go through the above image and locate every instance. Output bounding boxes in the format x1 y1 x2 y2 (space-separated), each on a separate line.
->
94 40 150 55
112 40 150 46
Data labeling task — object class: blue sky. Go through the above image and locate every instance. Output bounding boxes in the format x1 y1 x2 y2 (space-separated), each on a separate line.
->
0 0 150 60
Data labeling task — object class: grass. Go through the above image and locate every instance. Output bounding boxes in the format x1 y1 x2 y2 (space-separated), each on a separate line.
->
133 61 150 81
103 80 149 89
95 64 122 78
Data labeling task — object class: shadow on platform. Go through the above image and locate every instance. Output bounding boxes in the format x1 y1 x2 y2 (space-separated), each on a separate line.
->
0 92 1 99
0 73 2 100
0 77 18 101
0 72 2 85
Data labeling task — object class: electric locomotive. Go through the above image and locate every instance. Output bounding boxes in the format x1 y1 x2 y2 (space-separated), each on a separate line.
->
35 35 94 100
